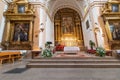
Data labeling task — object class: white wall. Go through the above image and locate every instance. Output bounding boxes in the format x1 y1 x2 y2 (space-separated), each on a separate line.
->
91 5 104 48
45 15 54 46
39 7 47 49
0 1 7 50
82 0 108 49
82 14 96 49
0 2 7 43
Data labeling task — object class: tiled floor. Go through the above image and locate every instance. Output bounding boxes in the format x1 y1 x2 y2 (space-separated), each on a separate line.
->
1 60 120 80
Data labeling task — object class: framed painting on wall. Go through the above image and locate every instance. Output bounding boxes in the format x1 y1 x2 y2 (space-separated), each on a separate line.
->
18 5 25 13
13 23 29 42
109 22 120 40
112 4 119 12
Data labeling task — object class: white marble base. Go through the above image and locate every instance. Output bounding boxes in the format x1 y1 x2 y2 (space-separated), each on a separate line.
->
64 46 80 54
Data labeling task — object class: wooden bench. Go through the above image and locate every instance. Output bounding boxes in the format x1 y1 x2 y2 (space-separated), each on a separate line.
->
0 53 10 64
10 52 22 63
0 51 21 65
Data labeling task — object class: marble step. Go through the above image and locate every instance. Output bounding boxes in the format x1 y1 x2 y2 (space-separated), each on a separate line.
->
28 59 120 63
26 63 120 68
35 57 116 59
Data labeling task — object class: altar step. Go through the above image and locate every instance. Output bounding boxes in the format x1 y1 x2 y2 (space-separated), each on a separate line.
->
26 57 120 68
28 59 120 63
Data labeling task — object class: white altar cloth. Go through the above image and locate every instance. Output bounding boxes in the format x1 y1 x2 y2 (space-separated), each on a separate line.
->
64 46 80 53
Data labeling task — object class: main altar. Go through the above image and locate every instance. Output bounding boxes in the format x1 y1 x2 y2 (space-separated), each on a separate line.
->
54 8 84 49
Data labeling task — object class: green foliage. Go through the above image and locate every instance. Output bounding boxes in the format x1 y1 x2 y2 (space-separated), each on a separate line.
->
41 42 53 58
42 48 53 58
96 47 106 57
45 43 49 47
89 40 95 49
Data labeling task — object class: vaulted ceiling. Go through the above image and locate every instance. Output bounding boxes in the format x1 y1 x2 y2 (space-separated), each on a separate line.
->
47 0 85 20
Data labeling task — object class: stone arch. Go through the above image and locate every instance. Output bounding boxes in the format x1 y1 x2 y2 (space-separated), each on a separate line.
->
51 5 83 21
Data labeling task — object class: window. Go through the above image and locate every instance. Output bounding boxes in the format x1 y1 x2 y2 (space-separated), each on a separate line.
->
112 4 119 12
18 5 25 13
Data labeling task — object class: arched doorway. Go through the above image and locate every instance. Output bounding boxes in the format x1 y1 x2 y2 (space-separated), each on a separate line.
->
54 8 84 48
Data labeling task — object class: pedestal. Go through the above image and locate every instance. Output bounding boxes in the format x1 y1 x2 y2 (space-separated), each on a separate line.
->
32 50 41 59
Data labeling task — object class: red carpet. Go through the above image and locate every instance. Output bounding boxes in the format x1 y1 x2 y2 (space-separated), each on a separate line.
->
54 52 94 58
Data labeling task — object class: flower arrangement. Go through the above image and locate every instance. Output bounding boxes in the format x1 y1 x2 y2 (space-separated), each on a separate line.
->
41 42 53 58
96 47 106 57
42 48 53 58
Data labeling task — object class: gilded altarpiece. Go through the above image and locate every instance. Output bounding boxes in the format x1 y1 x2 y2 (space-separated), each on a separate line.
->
102 0 120 49
54 8 83 48
2 0 35 50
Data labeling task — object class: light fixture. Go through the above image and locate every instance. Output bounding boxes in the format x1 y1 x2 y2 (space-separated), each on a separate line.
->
40 27 44 32
34 23 44 37
40 23 44 32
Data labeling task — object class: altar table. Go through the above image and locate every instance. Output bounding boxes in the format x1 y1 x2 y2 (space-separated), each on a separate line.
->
64 46 80 54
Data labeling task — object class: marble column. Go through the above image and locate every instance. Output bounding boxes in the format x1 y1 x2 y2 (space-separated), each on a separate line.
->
39 8 47 49
29 21 33 42
5 20 10 41
45 14 54 46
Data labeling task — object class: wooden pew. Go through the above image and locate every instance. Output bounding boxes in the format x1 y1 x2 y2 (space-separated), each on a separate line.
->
10 52 22 63
0 51 21 65
0 52 10 64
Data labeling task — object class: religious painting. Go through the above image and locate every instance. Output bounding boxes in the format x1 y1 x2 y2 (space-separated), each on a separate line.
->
112 4 119 12
109 22 120 40
13 23 29 42
62 17 74 34
18 5 25 13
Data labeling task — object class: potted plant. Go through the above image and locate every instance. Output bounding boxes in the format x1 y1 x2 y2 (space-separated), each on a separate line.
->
46 41 52 48
42 42 53 58
89 40 95 50
96 47 106 57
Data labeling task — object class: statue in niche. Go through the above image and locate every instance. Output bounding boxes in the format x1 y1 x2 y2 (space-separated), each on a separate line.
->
62 17 73 34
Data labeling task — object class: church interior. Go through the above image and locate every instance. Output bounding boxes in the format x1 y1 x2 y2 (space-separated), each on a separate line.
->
1 0 120 80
